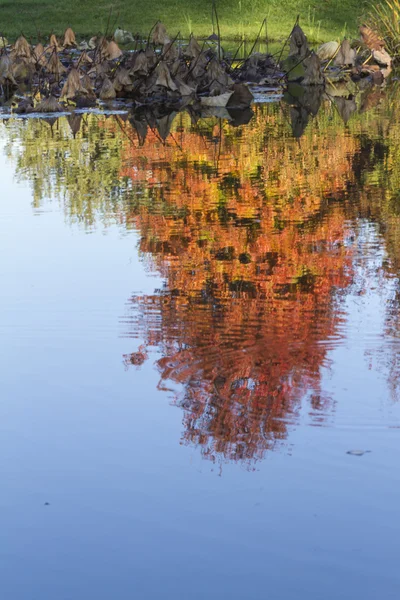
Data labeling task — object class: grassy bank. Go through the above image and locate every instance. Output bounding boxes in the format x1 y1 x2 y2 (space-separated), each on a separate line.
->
1 0 365 43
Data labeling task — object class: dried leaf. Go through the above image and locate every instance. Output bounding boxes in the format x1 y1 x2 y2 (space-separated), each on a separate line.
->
226 83 253 109
145 47 157 67
61 68 83 99
14 98 34 113
152 22 171 45
334 39 356 67
33 43 47 66
0 55 17 85
282 55 305 81
113 67 133 92
360 25 384 51
131 50 149 75
12 58 34 82
184 35 202 59
302 52 324 85
0 54 12 78
176 78 196 96
95 37 109 61
170 58 188 79
80 73 95 94
99 76 116 100
46 51 66 75
89 61 110 79
163 40 178 61
155 61 177 91
36 95 64 113
74 92 97 108
63 27 76 47
372 48 392 67
107 40 123 60
316 41 339 61
289 24 309 59
227 107 253 127
49 34 61 51
76 50 93 67
14 35 31 59
200 91 234 107
206 58 232 90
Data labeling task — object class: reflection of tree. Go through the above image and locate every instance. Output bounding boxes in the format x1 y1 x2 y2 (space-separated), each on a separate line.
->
120 106 360 463
127 242 351 463
2 115 130 226
352 129 400 403
119 98 400 461
4 97 400 462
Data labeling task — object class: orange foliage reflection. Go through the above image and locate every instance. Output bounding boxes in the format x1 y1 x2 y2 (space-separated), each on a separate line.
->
120 104 358 463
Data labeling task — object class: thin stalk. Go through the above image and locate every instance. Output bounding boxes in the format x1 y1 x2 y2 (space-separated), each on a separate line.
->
247 18 266 59
184 39 208 81
279 51 310 81
323 44 341 71
104 6 114 39
146 21 159 49
228 39 244 72
212 0 222 61
273 18 298 75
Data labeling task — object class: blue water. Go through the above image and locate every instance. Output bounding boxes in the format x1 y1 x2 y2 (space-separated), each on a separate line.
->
1 107 400 599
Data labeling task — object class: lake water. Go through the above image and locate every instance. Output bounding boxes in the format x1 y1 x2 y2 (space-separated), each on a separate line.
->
1 89 400 599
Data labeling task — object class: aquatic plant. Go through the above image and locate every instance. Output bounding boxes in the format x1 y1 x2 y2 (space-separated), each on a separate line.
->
367 0 400 56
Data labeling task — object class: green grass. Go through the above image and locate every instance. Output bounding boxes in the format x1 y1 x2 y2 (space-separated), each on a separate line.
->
367 0 400 55
0 0 366 43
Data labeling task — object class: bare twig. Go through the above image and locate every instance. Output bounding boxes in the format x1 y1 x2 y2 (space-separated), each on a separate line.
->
247 18 267 60
212 0 222 61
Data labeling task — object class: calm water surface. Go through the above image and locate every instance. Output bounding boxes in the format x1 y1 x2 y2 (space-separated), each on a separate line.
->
1 92 400 598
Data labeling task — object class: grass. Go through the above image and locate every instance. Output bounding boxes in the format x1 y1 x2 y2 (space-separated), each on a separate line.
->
0 0 366 43
367 0 400 55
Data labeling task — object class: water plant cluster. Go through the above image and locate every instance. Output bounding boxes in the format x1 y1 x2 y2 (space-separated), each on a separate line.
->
0 19 393 119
